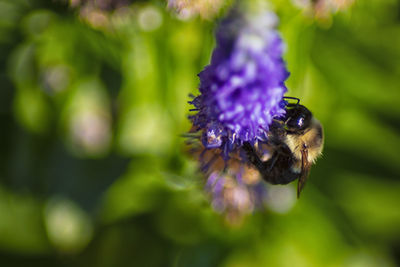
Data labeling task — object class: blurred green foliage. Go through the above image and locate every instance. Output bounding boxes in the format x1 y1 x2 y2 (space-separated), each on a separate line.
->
0 0 399 266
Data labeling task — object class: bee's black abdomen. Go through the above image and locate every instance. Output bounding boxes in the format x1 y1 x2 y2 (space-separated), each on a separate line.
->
243 142 300 185
267 167 299 185
259 151 299 185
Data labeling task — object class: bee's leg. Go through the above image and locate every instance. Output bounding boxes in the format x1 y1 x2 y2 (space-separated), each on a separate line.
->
243 142 263 167
265 152 278 172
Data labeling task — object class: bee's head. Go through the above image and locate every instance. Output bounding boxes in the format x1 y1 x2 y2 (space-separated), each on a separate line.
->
283 104 312 133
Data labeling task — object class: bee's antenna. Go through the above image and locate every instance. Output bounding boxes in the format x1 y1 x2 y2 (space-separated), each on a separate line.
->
283 96 300 105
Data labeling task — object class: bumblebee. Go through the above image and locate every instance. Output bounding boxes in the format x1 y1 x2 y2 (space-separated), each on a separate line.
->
243 97 324 197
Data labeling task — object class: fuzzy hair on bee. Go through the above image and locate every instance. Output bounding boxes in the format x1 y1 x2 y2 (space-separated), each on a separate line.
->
243 97 324 197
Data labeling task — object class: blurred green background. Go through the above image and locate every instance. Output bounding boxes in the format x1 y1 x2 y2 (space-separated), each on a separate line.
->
0 0 399 266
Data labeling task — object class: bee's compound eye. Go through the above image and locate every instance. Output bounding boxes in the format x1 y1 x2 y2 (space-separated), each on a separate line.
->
285 105 312 132
287 116 305 129
297 117 305 127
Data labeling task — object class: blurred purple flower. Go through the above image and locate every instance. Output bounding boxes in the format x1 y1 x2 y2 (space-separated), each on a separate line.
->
167 0 226 20
292 0 355 21
67 0 133 29
190 7 289 158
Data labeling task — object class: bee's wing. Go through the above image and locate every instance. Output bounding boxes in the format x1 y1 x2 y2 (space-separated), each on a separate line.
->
297 148 311 198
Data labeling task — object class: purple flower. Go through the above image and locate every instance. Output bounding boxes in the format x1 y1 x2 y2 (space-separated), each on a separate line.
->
188 6 292 221
190 7 289 157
